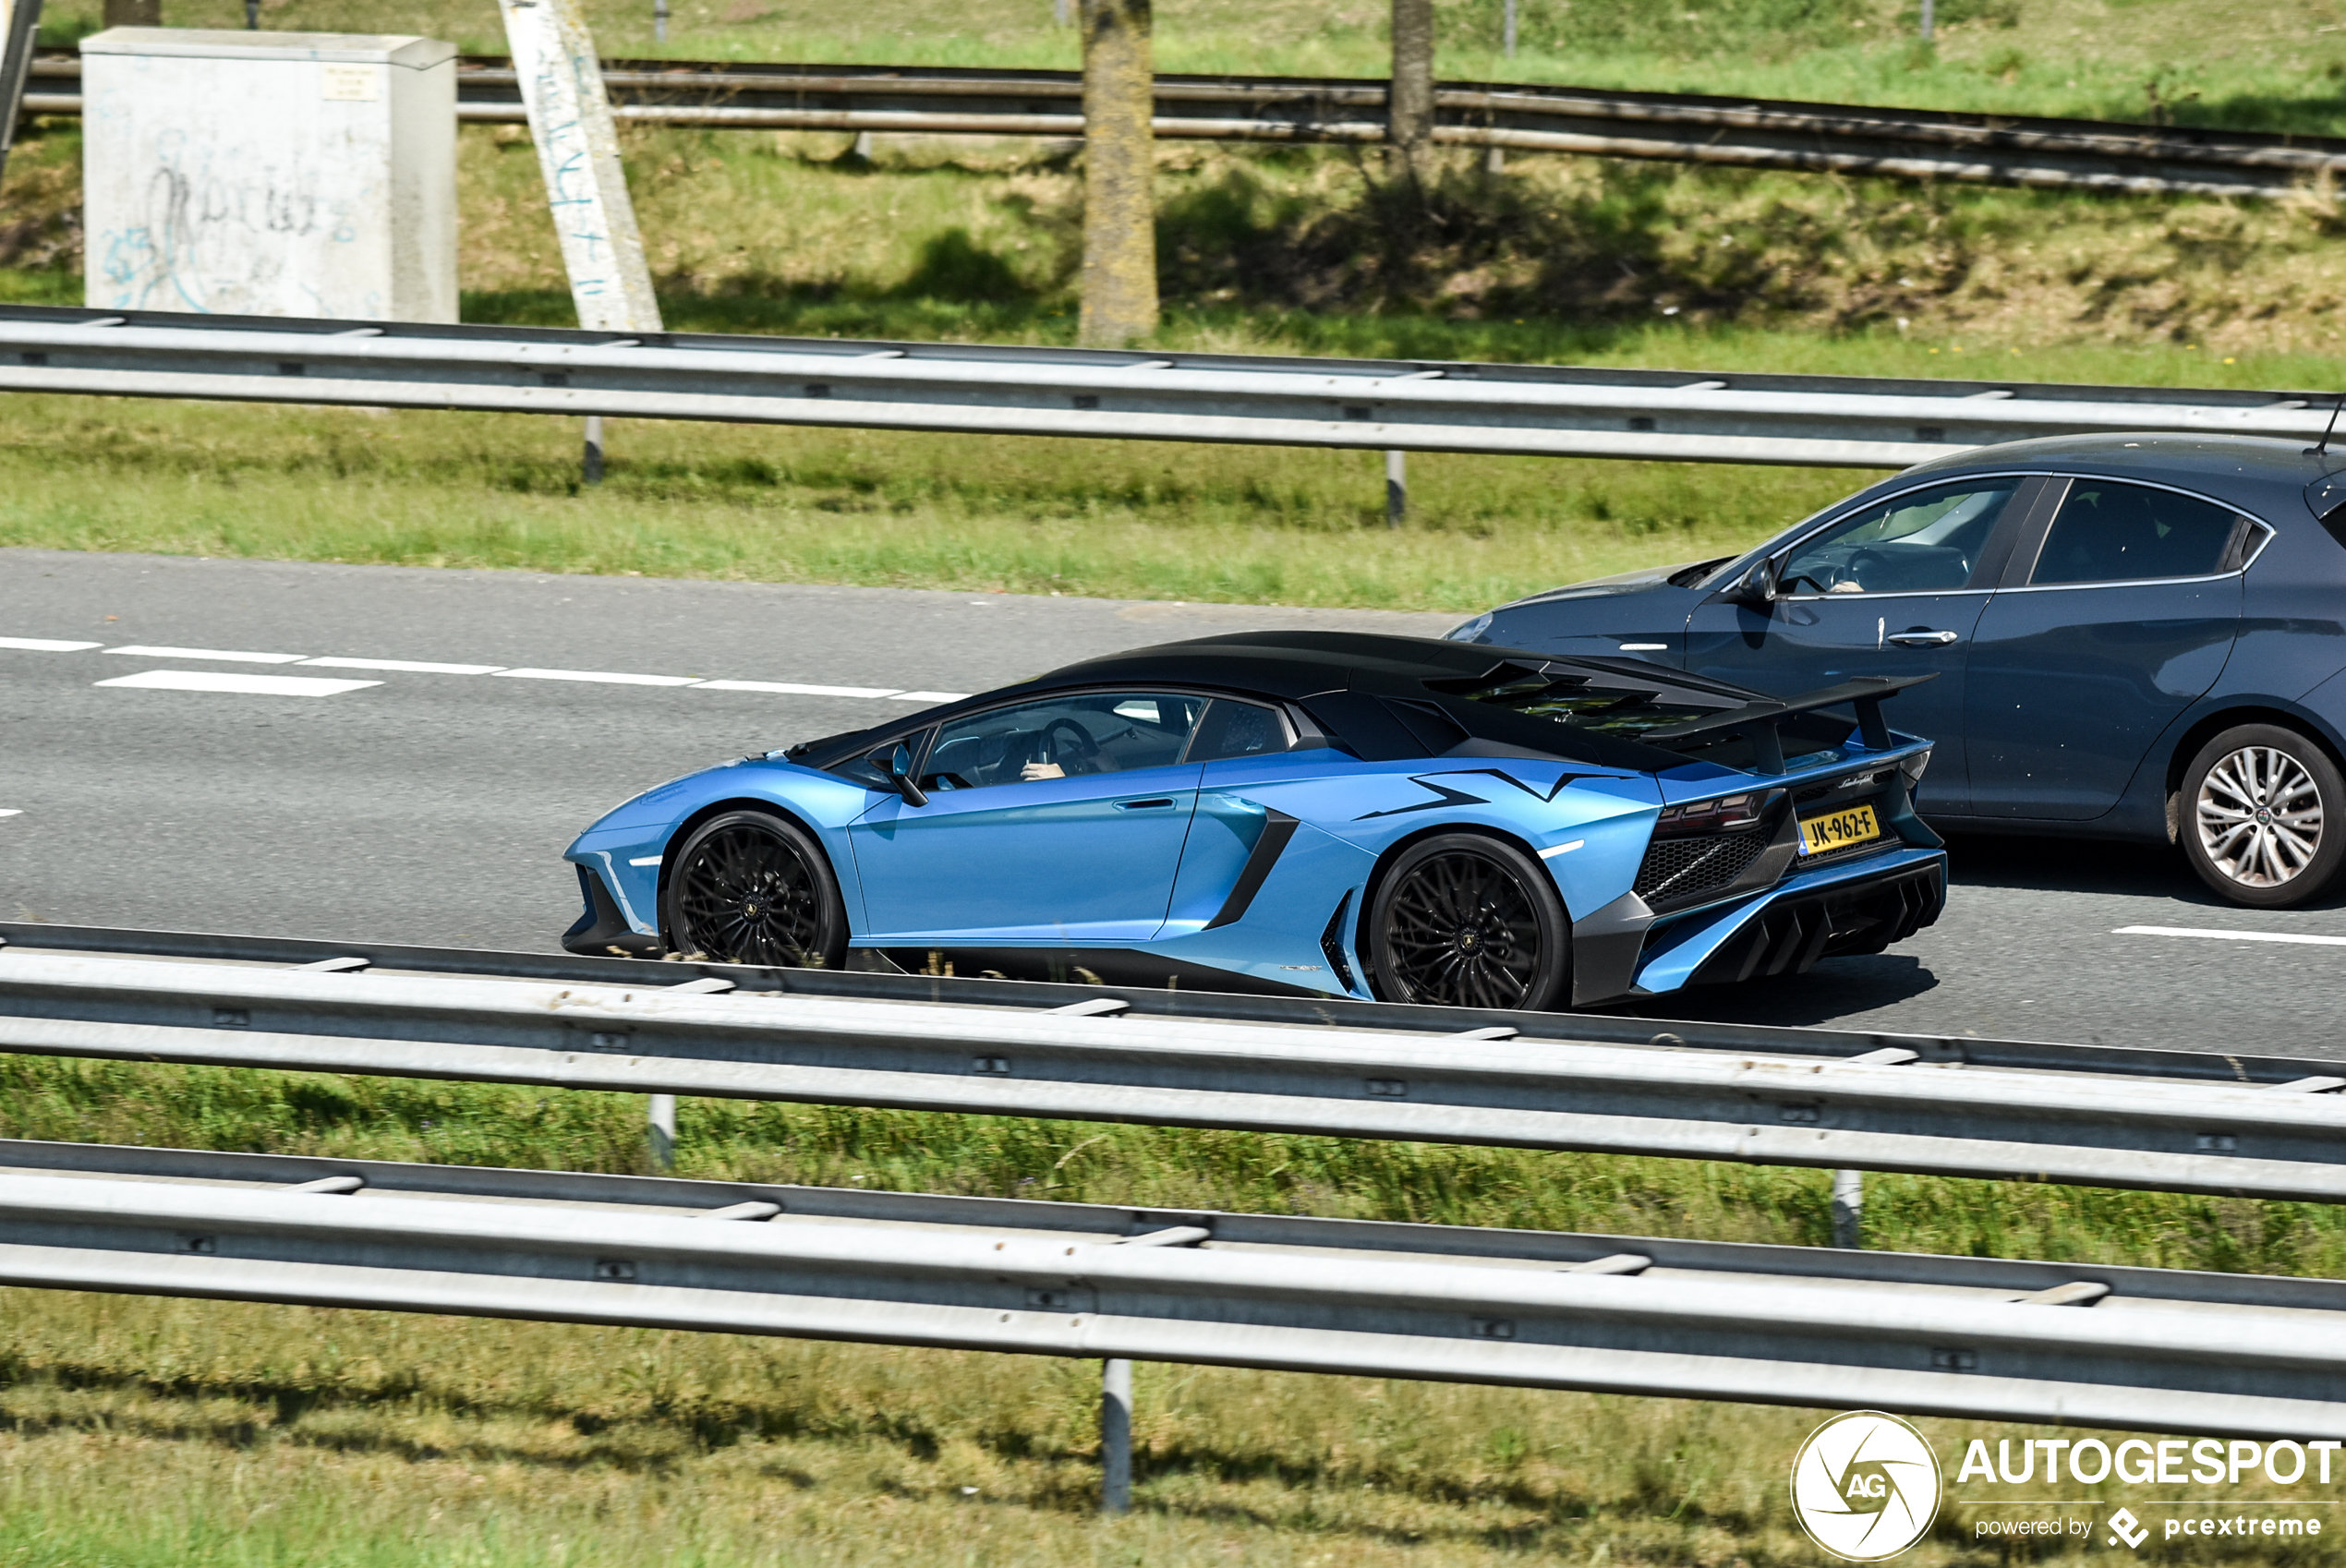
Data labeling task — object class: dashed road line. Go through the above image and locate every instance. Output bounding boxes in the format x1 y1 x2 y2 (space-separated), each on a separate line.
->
93 670 383 698
0 809 21 818
105 645 310 664
4 633 971 703
299 657 504 675
2114 924 2346 948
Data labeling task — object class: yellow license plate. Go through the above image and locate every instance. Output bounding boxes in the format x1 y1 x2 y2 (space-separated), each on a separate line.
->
1799 802 1881 856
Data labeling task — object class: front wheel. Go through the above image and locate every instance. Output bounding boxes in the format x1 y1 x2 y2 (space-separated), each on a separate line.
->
1367 833 1571 1010
660 810 850 968
2180 725 2346 909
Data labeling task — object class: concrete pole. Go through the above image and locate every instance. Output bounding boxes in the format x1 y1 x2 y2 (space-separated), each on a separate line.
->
654 0 670 43
1389 0 1434 183
0 0 42 191
1100 1357 1133 1513
647 1092 676 1171
1918 0 1933 42
1078 0 1157 347
1831 1168 1864 1248
1385 450 1407 526
1503 0 1517 55
497 0 664 484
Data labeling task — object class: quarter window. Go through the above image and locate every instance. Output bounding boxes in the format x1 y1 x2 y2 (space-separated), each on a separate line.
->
2029 481 2247 585
922 692 1206 790
1184 698 1289 762
1776 480 2024 597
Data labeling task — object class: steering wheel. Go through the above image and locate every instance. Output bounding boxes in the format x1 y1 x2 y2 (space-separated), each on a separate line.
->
1843 549 1890 592
1038 716 1103 772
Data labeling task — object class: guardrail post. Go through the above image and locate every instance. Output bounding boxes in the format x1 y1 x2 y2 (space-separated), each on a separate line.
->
1078 0 1158 346
0 0 41 190
654 0 671 43
1385 450 1407 526
1100 1357 1133 1513
647 1093 677 1171
497 0 664 487
1831 1167 1864 1248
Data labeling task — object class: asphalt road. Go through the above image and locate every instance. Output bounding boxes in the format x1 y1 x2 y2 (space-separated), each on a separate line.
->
6 547 2344 1059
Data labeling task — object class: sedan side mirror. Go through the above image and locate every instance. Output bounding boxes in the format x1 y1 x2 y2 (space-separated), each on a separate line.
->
1713 557 1780 609
869 742 928 808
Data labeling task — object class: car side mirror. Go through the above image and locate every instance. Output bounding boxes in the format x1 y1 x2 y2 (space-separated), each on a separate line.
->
1714 557 1780 609
869 742 928 808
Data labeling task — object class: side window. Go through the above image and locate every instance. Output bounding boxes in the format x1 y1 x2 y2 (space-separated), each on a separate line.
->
922 692 1206 790
1185 698 1289 763
1777 480 2023 597
2030 482 2245 585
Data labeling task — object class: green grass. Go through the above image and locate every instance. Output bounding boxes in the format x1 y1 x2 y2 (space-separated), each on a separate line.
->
0 1053 2339 1567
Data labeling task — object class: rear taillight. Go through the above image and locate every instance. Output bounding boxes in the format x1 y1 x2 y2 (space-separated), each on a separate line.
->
1653 790 1782 838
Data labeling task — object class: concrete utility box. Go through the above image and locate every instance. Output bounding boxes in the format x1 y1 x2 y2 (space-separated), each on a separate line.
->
80 29 456 320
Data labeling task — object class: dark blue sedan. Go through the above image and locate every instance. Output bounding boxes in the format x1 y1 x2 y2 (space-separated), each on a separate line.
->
1450 435 2346 908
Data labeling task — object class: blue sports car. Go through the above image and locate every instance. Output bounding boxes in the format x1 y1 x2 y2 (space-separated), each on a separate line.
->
1451 435 2346 908
562 633 1944 1008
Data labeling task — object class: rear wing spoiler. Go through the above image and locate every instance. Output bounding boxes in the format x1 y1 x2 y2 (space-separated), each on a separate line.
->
1638 673 1937 774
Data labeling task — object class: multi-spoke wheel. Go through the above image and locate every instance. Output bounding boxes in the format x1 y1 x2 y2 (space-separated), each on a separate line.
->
2180 725 2346 909
659 811 849 967
1366 833 1571 1010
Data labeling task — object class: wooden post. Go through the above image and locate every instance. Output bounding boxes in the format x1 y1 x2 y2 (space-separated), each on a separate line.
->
497 0 663 484
1078 0 1157 347
1389 0 1434 182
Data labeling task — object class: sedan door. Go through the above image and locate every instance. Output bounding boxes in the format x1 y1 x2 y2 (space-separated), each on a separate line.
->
1964 477 2253 820
1685 476 2046 816
847 691 1208 945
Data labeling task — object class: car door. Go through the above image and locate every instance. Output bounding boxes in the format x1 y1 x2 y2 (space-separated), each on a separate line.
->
847 690 1208 945
1684 476 2046 816
1964 477 2255 821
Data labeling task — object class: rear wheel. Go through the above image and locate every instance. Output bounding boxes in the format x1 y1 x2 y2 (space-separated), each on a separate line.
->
2180 724 2346 909
1367 833 1571 1010
660 811 849 968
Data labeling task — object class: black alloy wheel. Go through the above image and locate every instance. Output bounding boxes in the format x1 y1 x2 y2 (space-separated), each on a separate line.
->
660 810 849 968
1367 833 1571 1010
2180 724 2346 910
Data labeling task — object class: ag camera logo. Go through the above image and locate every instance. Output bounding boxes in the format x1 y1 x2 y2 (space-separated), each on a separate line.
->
1791 1411 1942 1561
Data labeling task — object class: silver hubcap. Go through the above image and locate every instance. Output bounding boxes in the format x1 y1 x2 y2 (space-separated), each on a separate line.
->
2196 746 2324 888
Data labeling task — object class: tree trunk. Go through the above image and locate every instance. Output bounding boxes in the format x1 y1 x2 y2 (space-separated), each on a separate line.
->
1079 0 1156 348
103 0 161 25
1388 0 1434 181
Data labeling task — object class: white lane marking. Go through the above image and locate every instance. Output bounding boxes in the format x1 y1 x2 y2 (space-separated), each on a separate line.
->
95 670 382 697
894 690 972 703
107 645 309 664
492 668 701 687
0 809 21 817
627 855 662 866
0 637 103 652
301 657 505 675
1538 839 1587 859
1619 643 1669 652
2115 924 2346 948
693 679 902 699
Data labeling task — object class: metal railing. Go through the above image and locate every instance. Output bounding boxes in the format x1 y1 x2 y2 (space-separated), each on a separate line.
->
2 306 2338 468
5 1137 2340 1440
4 938 2342 1202
25 52 2346 198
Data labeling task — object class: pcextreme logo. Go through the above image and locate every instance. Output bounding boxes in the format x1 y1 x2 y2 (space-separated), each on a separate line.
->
1791 1411 1943 1562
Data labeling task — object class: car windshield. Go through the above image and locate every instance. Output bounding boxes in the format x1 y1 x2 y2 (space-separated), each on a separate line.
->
1445 671 1717 739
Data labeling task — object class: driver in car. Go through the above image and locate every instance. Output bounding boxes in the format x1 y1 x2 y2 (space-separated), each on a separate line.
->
1019 721 1119 781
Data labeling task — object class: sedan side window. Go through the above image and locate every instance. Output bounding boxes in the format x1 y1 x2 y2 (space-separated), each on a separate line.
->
1776 480 2023 597
922 692 1206 790
2030 482 2246 585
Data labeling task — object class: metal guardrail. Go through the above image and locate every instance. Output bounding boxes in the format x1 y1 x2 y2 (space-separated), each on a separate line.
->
4 1137 2340 1437
2 305 2340 468
4 941 2343 1202
25 52 2346 198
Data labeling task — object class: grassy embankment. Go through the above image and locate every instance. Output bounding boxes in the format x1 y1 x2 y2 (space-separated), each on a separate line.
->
5 3 2346 1561
6 0 2346 608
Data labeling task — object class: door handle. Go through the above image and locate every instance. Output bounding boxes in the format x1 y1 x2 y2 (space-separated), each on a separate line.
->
1114 798 1178 810
1885 630 1960 647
